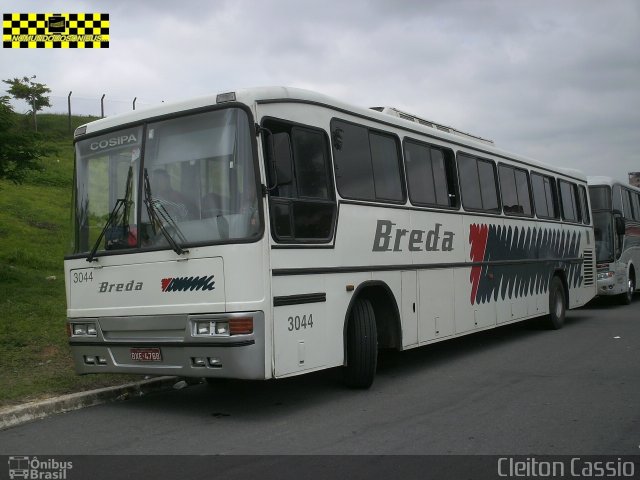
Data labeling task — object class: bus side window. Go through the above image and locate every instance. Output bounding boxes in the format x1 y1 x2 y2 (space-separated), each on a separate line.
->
498 164 532 216
531 172 559 220
404 139 458 209
457 153 500 213
578 185 590 224
632 192 640 222
622 189 635 220
263 119 336 242
331 119 405 204
558 180 580 223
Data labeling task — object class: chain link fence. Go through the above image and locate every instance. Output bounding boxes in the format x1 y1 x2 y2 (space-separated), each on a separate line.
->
9 93 163 118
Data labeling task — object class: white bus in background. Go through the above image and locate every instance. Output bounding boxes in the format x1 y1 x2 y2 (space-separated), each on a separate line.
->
65 87 596 388
588 176 640 304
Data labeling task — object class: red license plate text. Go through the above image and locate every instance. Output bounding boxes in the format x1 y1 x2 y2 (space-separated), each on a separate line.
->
130 347 162 362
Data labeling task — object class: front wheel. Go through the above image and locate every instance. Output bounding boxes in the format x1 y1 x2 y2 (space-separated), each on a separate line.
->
618 273 635 305
342 298 378 389
546 276 566 330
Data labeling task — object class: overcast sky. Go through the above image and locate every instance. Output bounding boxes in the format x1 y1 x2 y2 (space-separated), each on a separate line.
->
1 0 639 182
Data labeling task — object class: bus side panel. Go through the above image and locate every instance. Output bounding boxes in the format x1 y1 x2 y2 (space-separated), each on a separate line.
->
271 272 371 377
418 269 454 341
495 217 537 324
455 217 504 332
409 210 463 343
565 222 597 308
272 275 328 377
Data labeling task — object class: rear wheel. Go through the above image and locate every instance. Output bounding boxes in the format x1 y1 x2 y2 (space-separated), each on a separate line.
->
343 298 377 389
546 276 566 330
618 272 635 305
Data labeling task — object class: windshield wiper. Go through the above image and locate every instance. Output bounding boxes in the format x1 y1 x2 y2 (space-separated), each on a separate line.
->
86 166 135 263
143 169 188 255
86 199 126 262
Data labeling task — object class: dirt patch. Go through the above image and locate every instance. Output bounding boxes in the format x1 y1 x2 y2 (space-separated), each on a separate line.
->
41 345 62 358
27 220 59 231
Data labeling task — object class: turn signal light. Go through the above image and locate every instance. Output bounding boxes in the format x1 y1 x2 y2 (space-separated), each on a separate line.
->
229 318 253 335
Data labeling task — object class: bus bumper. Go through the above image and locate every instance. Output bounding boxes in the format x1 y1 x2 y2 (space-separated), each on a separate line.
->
68 311 267 380
596 274 626 296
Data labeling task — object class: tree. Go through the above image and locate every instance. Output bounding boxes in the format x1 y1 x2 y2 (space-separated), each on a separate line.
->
0 96 46 183
3 75 52 132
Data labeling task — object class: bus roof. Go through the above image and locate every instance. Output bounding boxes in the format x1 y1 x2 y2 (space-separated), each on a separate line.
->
75 86 586 182
588 176 640 192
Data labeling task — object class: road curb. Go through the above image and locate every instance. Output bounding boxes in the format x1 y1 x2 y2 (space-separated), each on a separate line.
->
0 376 178 431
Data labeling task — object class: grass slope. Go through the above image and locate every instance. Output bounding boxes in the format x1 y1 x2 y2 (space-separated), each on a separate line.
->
0 113 140 406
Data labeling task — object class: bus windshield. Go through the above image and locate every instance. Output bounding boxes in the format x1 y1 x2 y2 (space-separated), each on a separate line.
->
588 185 611 211
73 107 260 255
593 211 614 262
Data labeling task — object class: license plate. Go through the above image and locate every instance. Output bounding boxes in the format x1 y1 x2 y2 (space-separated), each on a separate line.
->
130 347 162 362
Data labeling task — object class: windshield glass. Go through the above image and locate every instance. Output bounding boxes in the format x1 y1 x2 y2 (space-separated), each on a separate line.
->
588 185 611 211
74 126 142 254
593 211 614 262
73 108 260 255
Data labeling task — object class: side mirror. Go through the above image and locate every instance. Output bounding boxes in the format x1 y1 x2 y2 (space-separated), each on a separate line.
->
268 132 293 186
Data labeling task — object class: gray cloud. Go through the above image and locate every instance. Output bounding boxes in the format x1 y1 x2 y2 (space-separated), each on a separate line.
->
1 0 638 181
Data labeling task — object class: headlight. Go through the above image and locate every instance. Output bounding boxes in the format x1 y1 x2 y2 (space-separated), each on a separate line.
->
196 321 212 335
597 271 614 280
72 322 97 336
193 317 253 336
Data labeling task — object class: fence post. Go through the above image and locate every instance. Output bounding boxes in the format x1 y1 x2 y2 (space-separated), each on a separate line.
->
133 97 137 111
67 91 72 133
101 94 106 118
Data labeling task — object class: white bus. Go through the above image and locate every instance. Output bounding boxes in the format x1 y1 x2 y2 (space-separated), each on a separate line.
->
588 176 640 304
65 87 596 388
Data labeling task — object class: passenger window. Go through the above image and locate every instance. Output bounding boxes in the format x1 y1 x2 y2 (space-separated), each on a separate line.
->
404 139 458 208
498 164 532 216
331 121 374 200
578 185 591 224
262 119 336 242
331 119 405 203
457 153 499 212
291 127 331 199
369 132 404 202
632 192 640 221
531 172 559 219
622 189 635 220
558 180 580 223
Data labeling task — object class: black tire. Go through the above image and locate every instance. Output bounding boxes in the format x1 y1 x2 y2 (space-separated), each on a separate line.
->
546 276 566 330
343 298 378 389
618 272 635 305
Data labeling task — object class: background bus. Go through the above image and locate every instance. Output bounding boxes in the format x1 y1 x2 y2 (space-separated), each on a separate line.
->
588 176 640 304
65 87 596 388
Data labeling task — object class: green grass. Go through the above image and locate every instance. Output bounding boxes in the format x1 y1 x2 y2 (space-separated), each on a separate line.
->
0 113 140 407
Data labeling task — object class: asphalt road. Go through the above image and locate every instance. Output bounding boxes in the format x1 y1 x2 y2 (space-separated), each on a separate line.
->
2 297 639 456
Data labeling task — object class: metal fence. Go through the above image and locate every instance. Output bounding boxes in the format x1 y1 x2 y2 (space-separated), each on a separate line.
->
9 92 163 118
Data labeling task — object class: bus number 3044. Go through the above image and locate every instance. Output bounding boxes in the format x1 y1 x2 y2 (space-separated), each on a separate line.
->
288 314 313 331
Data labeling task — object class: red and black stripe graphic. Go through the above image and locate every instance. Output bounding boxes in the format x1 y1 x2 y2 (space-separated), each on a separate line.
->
469 224 582 305
161 275 215 292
